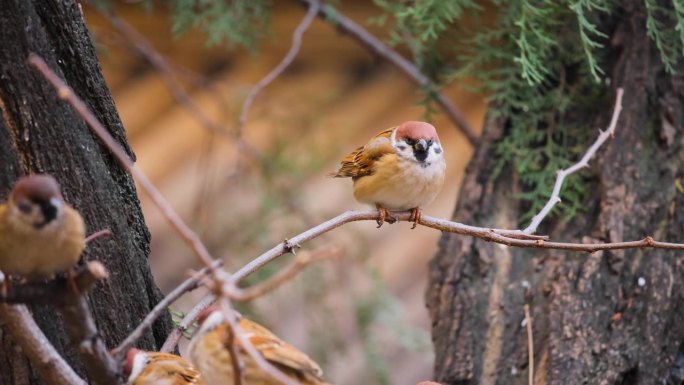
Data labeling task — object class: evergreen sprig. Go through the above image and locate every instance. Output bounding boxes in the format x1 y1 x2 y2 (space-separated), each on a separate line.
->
169 0 272 51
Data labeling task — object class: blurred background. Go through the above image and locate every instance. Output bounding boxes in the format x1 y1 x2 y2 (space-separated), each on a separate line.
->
84 1 485 384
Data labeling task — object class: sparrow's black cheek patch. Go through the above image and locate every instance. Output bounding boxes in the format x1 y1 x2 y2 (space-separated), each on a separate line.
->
434 148 442 154
397 145 407 151
39 201 58 223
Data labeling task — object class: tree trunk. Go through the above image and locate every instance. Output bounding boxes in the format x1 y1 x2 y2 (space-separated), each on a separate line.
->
426 2 684 385
0 1 170 383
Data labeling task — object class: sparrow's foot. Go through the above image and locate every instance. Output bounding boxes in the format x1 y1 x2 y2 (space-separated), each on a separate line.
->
0 273 7 299
66 268 80 295
376 206 397 228
409 207 422 229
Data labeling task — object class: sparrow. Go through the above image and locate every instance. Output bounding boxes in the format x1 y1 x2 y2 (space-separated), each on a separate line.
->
0 174 86 280
123 348 204 385
332 121 446 228
188 307 330 385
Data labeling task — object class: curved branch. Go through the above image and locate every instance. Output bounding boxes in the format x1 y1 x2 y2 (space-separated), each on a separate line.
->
232 208 684 284
297 0 478 145
160 294 216 353
236 0 320 138
0 304 86 385
523 88 624 234
112 260 222 361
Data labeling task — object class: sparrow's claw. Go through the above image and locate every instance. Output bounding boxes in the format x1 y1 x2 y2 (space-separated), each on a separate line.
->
376 206 396 228
67 268 80 295
0 275 7 299
409 207 422 229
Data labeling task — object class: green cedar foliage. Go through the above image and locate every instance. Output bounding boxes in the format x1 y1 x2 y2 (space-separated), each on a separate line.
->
169 0 272 50
169 0 684 224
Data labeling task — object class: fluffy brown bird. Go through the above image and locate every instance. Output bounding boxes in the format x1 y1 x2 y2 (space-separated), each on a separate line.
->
124 349 204 385
0 174 85 280
188 307 330 385
332 121 446 227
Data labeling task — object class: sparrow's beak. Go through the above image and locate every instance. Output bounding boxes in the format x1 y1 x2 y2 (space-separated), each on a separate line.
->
414 139 428 151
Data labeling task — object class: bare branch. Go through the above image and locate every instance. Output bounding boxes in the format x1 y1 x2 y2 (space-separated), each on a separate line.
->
87 2 232 139
231 208 683 284
523 304 534 385
28 54 216 270
85 228 111 244
227 244 343 301
0 261 108 305
112 260 223 361
297 0 478 145
523 88 624 234
1 261 119 385
58 296 121 385
225 317 245 385
160 294 216 353
236 0 319 138
0 304 86 385
218 299 300 385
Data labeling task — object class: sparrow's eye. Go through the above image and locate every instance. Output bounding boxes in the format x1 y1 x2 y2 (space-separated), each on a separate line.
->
17 200 32 214
427 140 433 146
404 138 415 146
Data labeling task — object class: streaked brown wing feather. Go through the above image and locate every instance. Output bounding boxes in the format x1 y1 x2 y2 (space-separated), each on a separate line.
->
241 319 324 379
332 128 395 179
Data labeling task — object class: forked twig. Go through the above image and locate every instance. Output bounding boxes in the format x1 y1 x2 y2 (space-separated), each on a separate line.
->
112 260 223 360
523 88 624 234
227 244 343 301
297 0 478 144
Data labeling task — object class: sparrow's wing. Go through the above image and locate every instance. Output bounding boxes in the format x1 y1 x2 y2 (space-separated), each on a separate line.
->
332 128 395 179
143 352 203 385
241 319 324 378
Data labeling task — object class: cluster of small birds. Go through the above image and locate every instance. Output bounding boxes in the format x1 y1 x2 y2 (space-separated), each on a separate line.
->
125 121 446 385
0 121 446 384
126 307 331 385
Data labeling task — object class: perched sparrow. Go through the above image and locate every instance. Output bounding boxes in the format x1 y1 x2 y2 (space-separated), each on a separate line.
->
124 348 203 385
188 307 330 385
0 174 85 280
332 121 446 227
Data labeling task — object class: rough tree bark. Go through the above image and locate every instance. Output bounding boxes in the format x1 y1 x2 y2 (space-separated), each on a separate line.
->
427 2 684 385
0 1 171 384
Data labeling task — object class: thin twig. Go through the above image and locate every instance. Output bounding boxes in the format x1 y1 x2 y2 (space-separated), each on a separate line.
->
0 304 86 385
29 54 216 270
224 317 245 385
236 0 319 138
88 2 232 139
218 299 299 385
523 304 534 385
85 228 111 244
523 88 624 234
297 0 478 145
59 296 121 385
227 244 343 301
160 294 216 353
112 260 223 361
